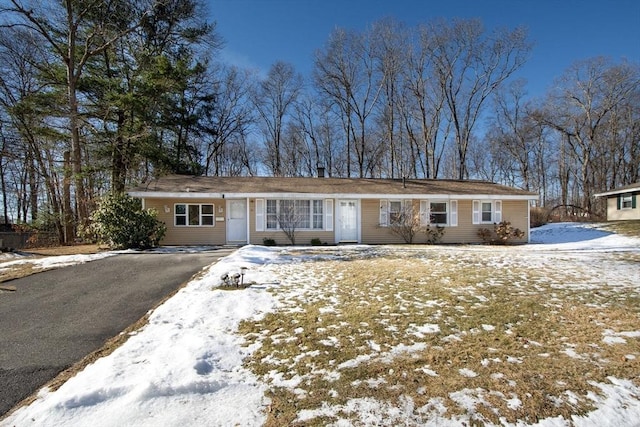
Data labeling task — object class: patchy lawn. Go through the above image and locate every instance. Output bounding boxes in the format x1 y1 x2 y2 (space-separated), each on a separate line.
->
240 245 640 425
3 223 639 427
599 220 640 239
0 245 112 284
24 244 103 256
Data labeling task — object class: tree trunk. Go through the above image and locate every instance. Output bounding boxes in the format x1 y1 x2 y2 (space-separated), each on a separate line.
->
28 150 38 221
111 110 127 193
63 151 74 244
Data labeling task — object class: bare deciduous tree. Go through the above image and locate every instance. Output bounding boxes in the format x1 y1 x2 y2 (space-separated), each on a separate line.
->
424 18 531 179
252 61 303 176
202 65 255 176
535 57 640 215
314 27 384 177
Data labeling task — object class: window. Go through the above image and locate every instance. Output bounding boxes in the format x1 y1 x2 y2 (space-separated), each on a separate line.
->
264 199 323 230
380 200 412 227
430 202 448 225
473 200 502 224
175 203 214 226
389 201 403 225
481 202 493 222
419 200 458 227
313 200 324 229
621 193 633 209
266 199 278 229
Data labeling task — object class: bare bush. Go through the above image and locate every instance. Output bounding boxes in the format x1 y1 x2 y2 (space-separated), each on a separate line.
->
387 206 422 243
478 221 525 245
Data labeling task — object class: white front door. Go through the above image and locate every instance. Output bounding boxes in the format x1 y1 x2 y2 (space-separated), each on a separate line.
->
226 199 247 243
338 200 358 242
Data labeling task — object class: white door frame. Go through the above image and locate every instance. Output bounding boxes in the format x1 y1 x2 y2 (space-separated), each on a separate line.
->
336 199 360 243
226 199 248 244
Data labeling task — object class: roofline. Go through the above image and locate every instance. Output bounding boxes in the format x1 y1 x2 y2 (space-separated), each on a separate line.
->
128 191 538 201
594 186 640 197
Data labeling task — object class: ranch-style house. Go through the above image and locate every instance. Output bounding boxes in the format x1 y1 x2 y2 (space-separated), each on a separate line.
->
129 174 538 245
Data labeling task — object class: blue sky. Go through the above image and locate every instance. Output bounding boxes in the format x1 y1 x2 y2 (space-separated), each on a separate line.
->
206 0 640 97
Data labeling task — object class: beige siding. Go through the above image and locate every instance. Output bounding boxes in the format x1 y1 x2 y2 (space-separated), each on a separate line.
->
144 196 530 246
248 198 336 245
606 195 640 220
362 199 530 244
144 198 226 245
361 199 405 244
496 200 529 243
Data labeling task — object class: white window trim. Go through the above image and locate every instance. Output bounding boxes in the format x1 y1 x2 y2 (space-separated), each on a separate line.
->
450 200 458 227
262 198 327 231
255 199 265 231
324 199 334 231
174 203 215 227
380 199 389 226
419 200 458 227
380 199 412 227
621 193 633 209
473 200 502 224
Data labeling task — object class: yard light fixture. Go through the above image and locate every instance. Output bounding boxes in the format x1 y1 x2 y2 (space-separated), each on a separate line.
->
240 266 247 287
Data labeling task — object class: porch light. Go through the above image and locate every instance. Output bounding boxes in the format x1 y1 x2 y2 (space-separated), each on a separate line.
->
164 205 170 213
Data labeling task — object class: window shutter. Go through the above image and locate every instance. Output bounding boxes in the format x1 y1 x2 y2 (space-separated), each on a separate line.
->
380 200 389 227
419 200 429 226
617 195 621 210
450 200 458 226
404 200 413 220
255 198 264 231
494 200 502 223
633 194 637 209
324 199 333 231
472 200 480 224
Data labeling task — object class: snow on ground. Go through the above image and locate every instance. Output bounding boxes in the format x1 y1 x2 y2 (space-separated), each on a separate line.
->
0 252 116 273
0 246 218 275
529 221 640 251
2 223 639 427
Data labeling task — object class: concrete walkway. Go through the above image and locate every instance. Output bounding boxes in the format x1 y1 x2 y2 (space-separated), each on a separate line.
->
0 248 235 417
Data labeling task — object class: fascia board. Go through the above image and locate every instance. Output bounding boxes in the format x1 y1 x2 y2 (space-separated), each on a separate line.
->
129 191 538 201
594 187 640 197
128 191 223 198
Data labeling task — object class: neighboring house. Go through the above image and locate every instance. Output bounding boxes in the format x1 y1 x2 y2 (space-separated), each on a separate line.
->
128 175 538 245
594 183 640 221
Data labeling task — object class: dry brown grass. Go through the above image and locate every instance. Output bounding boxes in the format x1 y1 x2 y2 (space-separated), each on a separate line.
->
25 244 103 256
0 245 105 284
599 220 640 238
0 263 38 284
239 249 640 425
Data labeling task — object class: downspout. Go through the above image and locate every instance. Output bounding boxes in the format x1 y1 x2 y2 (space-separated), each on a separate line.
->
527 200 531 243
246 197 250 245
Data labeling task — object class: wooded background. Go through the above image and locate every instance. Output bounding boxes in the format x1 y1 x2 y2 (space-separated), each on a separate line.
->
0 0 638 243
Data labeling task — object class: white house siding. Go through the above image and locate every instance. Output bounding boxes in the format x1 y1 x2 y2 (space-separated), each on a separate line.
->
606 195 640 220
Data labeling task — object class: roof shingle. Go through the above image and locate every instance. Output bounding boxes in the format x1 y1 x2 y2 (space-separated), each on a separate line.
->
129 175 537 198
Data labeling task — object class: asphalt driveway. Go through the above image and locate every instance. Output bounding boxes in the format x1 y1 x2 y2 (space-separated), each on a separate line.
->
0 248 234 417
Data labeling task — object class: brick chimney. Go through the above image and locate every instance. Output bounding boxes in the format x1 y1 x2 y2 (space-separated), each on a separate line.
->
317 166 325 178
